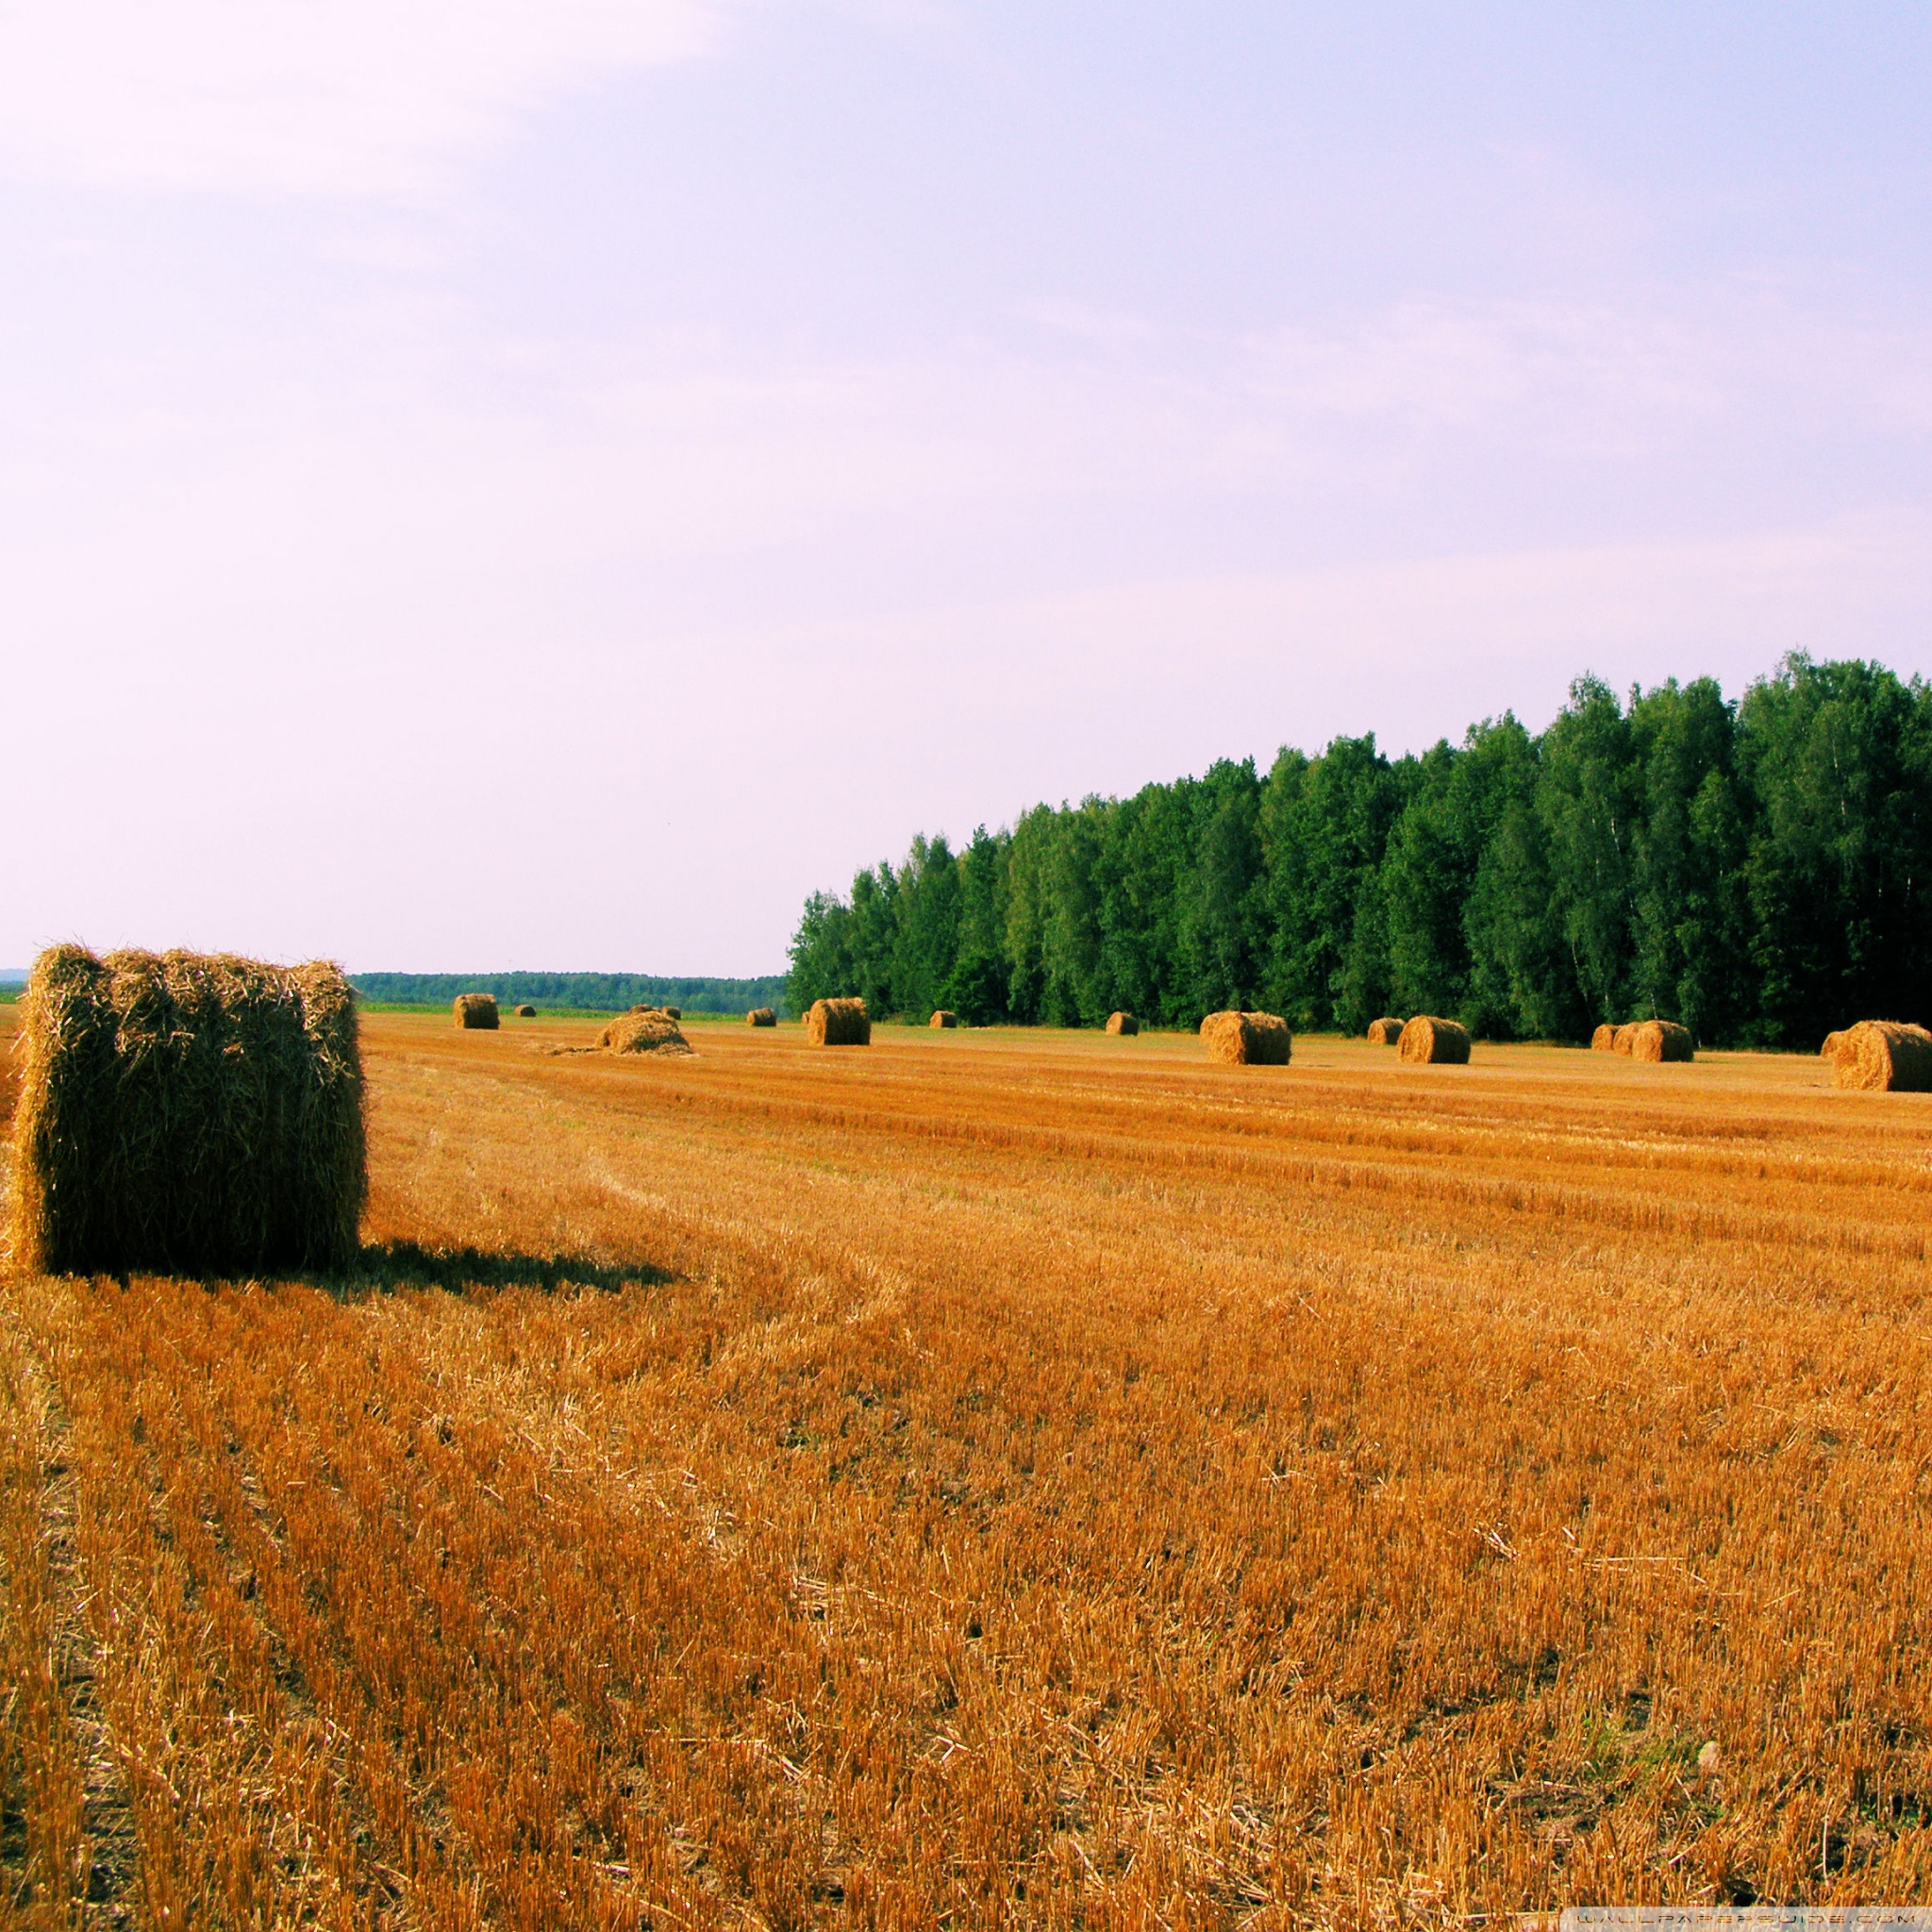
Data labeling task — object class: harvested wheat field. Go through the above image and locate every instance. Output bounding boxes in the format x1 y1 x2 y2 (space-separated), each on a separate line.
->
4 1009 1932 1927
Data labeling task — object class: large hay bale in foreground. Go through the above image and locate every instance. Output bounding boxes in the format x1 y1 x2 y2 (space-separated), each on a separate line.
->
1105 1011 1139 1036
1200 1010 1291 1066
1623 1019 1694 1062
597 1008 693 1057
513 1004 537 1018
1367 1017 1405 1045
454 993 499 1030
746 1008 777 1027
8 946 365 1276
1834 1020 1932 1092
1398 1016 1470 1064
1591 1024 1617 1052
929 1009 958 1028
806 997 871 1046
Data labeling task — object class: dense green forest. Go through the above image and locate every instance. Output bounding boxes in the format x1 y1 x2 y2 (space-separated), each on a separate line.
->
351 972 788 1015
787 655 1932 1046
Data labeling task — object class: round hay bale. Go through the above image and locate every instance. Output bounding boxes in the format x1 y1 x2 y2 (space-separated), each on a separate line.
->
7 945 366 1276
597 1008 693 1057
929 1009 958 1028
513 1004 537 1018
745 1007 777 1026
1821 1029 1847 1062
1591 1024 1617 1052
1105 1011 1139 1036
661 1006 681 1021
1610 1023 1641 1054
1623 1019 1693 1062
454 993 499 1030
806 997 871 1046
1200 1010 1291 1066
1366 1017 1405 1044
1397 1016 1471 1064
1834 1020 1932 1092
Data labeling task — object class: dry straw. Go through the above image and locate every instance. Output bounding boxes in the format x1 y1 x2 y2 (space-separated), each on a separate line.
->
929 1010 958 1028
1591 1024 1617 1052
662 1007 681 1020
1367 1017 1405 1044
1834 1020 1932 1092
513 1004 537 1018
1105 1011 1139 1036
1398 1016 1471 1064
1200 1010 1291 1066
7 945 366 1276
454 993 499 1030
596 1008 693 1058
745 1008 777 1027
1622 1019 1694 1062
1607 1020 1692 1060
807 997 872 1046
1821 1029 1847 1062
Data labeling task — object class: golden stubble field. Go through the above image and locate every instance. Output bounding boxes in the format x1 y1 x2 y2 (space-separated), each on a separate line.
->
4 1008 1932 1929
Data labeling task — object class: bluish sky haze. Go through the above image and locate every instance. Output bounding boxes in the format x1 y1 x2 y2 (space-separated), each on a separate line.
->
3 4 1929 972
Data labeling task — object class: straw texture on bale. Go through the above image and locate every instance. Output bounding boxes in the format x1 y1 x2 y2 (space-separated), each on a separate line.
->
662 1007 681 1020
1398 1016 1471 1064
8 945 366 1277
1367 1017 1405 1045
1821 1029 1847 1062
596 1008 692 1057
929 1010 958 1029
806 997 871 1046
745 1008 777 1027
1591 1024 1617 1052
1105 1011 1139 1036
454 993 499 1030
513 1004 537 1018
1622 1019 1694 1062
1833 1020 1932 1092
1199 1010 1291 1066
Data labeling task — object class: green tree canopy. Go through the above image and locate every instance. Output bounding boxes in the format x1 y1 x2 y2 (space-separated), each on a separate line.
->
787 655 1932 1047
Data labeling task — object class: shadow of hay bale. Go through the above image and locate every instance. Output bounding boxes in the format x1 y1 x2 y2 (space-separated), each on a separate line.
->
335 1240 676 1299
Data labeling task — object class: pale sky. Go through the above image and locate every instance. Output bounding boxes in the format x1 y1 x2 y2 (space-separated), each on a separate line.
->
4 4 1929 974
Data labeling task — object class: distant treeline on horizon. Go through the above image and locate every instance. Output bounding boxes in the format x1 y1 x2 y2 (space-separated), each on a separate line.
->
787 653 1932 1048
352 972 788 1015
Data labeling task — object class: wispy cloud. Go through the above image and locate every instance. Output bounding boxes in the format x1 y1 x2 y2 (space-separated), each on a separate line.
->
1247 296 1726 448
0 1 737 199
1245 291 1932 445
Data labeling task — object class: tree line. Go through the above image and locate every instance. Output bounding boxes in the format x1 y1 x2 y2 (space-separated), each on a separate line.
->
786 655 1932 1046
352 972 789 1015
